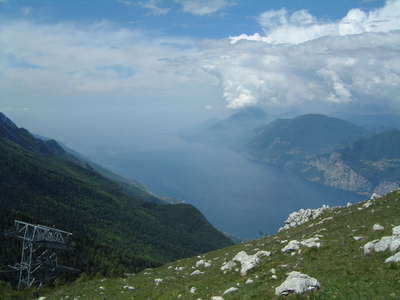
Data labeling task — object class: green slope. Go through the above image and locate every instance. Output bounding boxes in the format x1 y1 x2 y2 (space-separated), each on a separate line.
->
0 116 232 283
23 190 400 300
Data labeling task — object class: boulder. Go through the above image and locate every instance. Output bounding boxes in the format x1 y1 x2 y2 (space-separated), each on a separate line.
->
373 224 384 231
233 251 260 276
275 271 320 296
385 251 400 263
282 240 301 253
393 225 400 236
223 287 238 295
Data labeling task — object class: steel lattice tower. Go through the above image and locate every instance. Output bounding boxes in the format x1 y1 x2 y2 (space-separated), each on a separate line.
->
7 220 75 290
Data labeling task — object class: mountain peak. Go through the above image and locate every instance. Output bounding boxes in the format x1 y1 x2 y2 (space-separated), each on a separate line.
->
0 112 18 130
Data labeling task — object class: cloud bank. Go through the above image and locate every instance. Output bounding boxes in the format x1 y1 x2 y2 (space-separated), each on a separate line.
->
199 0 400 111
1 0 399 118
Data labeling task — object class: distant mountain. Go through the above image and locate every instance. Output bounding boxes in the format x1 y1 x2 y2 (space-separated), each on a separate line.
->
182 107 270 148
339 113 400 132
248 114 368 166
296 130 400 195
0 113 233 281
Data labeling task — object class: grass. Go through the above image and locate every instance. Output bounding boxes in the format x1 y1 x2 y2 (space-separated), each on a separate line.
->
16 189 400 300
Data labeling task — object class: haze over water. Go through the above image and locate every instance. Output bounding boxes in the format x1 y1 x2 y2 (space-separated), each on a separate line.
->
90 135 363 239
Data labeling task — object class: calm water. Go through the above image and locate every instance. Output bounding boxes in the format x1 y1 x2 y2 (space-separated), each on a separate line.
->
92 135 364 239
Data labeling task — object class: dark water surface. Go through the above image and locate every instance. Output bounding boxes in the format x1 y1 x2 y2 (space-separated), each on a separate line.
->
92 136 364 239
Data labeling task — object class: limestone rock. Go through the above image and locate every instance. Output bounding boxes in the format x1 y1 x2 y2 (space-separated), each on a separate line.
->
279 206 330 231
223 287 238 295
393 225 400 236
221 260 236 272
275 271 320 296
373 224 384 231
282 240 301 253
385 251 400 263
233 251 260 276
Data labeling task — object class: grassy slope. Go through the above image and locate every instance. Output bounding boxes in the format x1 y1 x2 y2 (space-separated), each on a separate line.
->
0 137 232 274
28 190 400 300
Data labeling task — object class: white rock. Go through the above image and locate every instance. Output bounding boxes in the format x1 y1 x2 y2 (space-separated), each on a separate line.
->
190 287 197 294
301 237 321 249
279 205 330 231
38 297 46 300
393 225 400 236
363 200 373 208
245 278 254 284
363 240 380 255
271 274 278 280
353 236 364 241
211 297 224 300
282 240 301 253
275 271 320 296
99 286 105 290
364 236 400 254
385 251 400 263
190 270 204 276
223 287 238 295
123 285 135 290
255 250 271 258
221 260 236 272
270 268 276 274
154 278 163 286
373 224 384 231
196 260 211 268
233 251 260 276
370 193 381 200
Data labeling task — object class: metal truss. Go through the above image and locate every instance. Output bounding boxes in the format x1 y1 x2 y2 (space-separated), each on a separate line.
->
7 220 74 290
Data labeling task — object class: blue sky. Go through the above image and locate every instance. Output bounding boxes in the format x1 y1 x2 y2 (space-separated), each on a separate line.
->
0 0 399 146
0 0 388 38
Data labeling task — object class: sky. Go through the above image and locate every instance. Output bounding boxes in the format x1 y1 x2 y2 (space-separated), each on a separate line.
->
1 0 399 123
0 0 399 237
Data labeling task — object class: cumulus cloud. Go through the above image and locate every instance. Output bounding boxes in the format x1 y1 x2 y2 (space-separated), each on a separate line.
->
230 0 400 44
200 0 400 112
175 0 235 16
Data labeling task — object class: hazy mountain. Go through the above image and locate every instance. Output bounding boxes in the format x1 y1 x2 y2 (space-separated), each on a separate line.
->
182 107 270 148
248 114 369 166
0 112 233 280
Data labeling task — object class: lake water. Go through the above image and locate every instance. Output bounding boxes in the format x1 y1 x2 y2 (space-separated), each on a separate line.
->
92 135 364 240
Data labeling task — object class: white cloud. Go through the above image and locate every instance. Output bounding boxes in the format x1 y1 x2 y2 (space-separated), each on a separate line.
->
201 1 400 111
0 20 213 110
140 0 170 16
230 0 400 44
120 0 170 16
175 0 234 16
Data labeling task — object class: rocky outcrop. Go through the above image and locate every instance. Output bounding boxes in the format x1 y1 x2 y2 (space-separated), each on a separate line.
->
301 152 372 194
279 205 330 231
275 271 320 296
373 181 400 195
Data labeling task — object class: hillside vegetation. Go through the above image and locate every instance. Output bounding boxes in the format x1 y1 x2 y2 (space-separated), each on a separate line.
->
0 113 232 284
14 190 399 300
